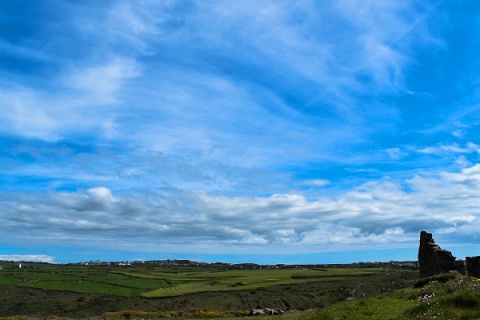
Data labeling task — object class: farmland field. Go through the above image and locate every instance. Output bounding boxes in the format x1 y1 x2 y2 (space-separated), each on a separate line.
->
0 262 419 318
0 264 388 296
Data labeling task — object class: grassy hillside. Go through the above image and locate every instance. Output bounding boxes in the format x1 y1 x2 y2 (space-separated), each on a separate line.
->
300 272 480 320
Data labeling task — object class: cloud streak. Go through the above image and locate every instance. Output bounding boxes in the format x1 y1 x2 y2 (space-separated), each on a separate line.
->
0 255 55 263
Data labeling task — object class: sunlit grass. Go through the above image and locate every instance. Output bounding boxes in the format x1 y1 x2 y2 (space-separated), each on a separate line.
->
140 267 386 297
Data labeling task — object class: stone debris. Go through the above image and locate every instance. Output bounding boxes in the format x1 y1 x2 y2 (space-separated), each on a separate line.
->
249 308 285 316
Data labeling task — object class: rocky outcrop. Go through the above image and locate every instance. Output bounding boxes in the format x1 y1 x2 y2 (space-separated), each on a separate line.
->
418 231 457 278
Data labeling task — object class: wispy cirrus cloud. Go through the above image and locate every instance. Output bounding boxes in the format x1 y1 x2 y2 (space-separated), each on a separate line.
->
64 57 139 104
417 142 480 155
0 0 438 151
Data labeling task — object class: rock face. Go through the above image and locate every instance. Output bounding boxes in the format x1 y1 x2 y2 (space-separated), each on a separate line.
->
466 256 480 278
418 231 457 278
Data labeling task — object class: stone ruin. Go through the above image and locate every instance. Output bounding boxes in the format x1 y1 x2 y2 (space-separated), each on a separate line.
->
466 256 480 278
418 230 459 277
416 230 480 278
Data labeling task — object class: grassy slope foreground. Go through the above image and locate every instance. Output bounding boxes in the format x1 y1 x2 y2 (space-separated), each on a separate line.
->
301 272 480 320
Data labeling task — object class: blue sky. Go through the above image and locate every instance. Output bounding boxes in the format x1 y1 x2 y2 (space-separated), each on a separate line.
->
1 0 480 264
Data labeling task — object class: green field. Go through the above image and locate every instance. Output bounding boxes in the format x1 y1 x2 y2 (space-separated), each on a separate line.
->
0 263 420 318
3 263 480 320
0 264 385 297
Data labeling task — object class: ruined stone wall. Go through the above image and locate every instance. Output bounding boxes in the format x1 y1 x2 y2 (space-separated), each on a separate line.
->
418 231 457 278
466 256 480 278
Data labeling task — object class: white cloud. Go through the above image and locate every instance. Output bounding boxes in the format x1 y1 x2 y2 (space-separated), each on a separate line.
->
408 142 480 171
417 142 480 155
66 58 139 104
386 147 406 160
0 89 59 140
108 1 159 37
0 255 55 263
332 1 425 91
0 58 139 141
88 187 116 201
302 179 329 187
49 187 117 212
2 164 480 254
